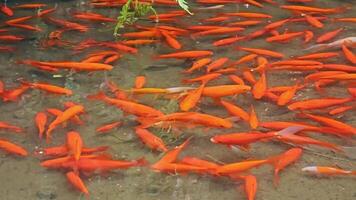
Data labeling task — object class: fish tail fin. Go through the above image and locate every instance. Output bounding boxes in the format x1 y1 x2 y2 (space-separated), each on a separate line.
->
275 126 305 136
87 91 106 100
135 157 148 166
273 170 280 187
303 44 328 52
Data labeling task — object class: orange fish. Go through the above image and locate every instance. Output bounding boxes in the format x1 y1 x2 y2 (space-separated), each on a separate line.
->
288 97 353 110
228 20 262 26
150 112 233 129
21 81 72 95
243 70 257 84
134 76 146 89
237 47 284 58
249 105 259 129
182 73 221 84
0 121 23 133
62 157 147 172
277 83 301 106
46 105 85 141
96 121 122 134
45 17 88 32
244 0 264 7
88 92 163 117
301 113 356 135
329 106 353 115
342 44 356 64
22 60 113 71
271 148 302 186
72 11 115 22
302 166 356 176
276 133 342 152
1 84 30 102
192 27 244 37
228 75 245 85
151 162 209 174
220 100 249 122
0 139 28 156
232 54 257 66
252 72 267 99
264 19 290 30
216 159 268 175
202 85 251 98
297 52 339 60
35 112 47 140
14 4 47 9
304 30 314 43
0 35 24 42
183 58 212 73
223 12 272 18
66 171 89 196
66 131 83 161
5 16 32 24
156 50 213 59
206 57 229 72
180 84 205 111
304 71 346 82
1 5 13 16
320 73 356 80
316 28 343 43
242 175 257 200
266 32 304 42
160 30 182 49
305 14 324 28
213 36 245 46
135 127 168 152
280 5 347 14
180 156 220 170
211 131 276 150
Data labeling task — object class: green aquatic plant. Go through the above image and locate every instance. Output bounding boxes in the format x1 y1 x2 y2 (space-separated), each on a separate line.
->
114 0 157 36
177 0 193 15
114 0 193 36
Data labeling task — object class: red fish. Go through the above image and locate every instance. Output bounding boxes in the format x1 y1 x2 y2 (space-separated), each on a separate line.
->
96 121 122 134
135 127 168 152
302 166 356 176
180 84 205 111
0 139 28 156
316 28 343 43
0 121 23 133
35 112 47 139
66 131 83 161
271 148 302 186
156 50 213 59
1 84 30 102
88 92 163 117
21 81 72 95
66 171 89 196
134 76 146 89
1 5 13 16
46 105 85 141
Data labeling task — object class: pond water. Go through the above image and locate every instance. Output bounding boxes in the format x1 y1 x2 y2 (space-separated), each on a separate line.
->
0 0 355 200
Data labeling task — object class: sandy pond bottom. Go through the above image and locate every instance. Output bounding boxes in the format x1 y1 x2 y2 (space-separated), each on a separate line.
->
0 0 355 200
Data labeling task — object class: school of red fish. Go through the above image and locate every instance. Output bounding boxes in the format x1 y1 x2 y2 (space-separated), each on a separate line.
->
0 0 355 199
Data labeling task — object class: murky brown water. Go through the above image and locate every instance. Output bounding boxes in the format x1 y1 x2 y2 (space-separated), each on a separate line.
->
0 0 355 200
